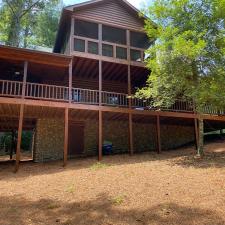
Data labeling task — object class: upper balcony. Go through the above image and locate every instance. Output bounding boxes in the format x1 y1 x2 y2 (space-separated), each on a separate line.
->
68 19 151 67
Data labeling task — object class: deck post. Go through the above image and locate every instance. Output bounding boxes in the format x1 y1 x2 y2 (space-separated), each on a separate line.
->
15 104 24 172
127 30 134 155
63 107 69 167
129 113 134 155
98 110 103 161
14 61 28 172
194 118 199 150
10 130 14 160
69 60 73 103
98 23 103 161
156 115 162 154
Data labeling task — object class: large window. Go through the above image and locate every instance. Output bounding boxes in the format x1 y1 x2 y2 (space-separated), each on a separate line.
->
103 25 126 45
74 20 98 39
130 31 150 49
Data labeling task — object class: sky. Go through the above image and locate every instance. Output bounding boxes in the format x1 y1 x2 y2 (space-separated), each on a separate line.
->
63 0 147 9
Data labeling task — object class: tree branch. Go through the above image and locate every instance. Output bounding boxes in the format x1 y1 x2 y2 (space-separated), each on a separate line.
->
19 0 42 18
5 0 16 16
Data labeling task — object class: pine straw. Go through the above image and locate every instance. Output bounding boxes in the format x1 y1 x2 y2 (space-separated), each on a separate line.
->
0 141 225 225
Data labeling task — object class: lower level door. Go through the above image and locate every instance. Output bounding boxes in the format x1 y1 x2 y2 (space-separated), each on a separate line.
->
68 122 84 157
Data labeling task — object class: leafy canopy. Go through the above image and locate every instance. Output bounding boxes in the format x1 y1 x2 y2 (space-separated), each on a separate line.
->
138 0 225 111
0 0 62 48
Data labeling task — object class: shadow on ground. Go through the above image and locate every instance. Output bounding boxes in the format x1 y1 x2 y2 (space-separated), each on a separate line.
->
1 139 225 180
0 194 224 225
0 146 196 180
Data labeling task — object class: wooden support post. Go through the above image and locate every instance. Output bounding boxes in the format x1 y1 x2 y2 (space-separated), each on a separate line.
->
69 60 73 103
127 30 131 108
156 115 161 154
10 130 14 160
63 108 69 167
194 118 199 150
15 104 24 172
14 61 28 172
70 17 75 54
98 110 103 161
98 24 103 161
129 113 134 155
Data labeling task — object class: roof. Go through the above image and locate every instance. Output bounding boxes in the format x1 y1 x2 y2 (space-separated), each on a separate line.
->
53 0 149 53
0 45 72 67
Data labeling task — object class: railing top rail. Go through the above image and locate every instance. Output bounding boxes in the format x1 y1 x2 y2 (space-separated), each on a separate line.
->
26 82 69 89
0 79 23 84
102 90 128 96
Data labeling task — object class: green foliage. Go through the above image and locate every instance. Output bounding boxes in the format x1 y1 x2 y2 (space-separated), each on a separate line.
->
0 0 63 48
0 131 32 152
138 0 225 111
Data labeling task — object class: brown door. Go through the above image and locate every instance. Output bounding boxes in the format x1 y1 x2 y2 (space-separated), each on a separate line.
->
68 122 84 157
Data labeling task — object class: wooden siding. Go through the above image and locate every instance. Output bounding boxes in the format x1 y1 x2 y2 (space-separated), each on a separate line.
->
43 78 128 93
73 0 144 31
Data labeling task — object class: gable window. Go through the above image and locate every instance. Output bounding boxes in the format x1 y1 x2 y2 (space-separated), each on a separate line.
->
74 20 98 40
74 38 85 52
130 31 150 49
102 44 113 57
102 25 126 45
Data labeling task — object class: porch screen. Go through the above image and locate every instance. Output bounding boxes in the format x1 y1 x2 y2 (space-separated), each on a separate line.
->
130 31 150 49
74 20 98 40
102 44 113 57
102 25 126 45
116 47 127 60
74 39 85 52
130 49 142 61
88 41 98 55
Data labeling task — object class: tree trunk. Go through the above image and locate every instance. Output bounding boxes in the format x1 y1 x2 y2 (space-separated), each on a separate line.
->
197 118 204 157
7 14 21 47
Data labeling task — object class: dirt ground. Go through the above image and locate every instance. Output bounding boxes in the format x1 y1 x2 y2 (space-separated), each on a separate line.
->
0 141 225 225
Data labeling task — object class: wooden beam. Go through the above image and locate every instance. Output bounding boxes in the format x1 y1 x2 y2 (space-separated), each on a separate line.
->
69 60 73 103
98 110 103 161
14 61 28 172
129 113 134 155
70 17 75 54
63 107 69 167
15 104 24 172
10 130 14 160
156 115 161 154
22 61 28 98
194 118 199 150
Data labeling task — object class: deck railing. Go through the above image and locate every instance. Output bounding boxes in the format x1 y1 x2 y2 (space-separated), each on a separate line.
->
72 88 99 105
0 80 23 97
0 79 224 115
102 91 128 107
26 82 69 101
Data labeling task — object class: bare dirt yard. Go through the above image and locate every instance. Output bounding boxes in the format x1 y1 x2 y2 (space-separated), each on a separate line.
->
0 141 225 225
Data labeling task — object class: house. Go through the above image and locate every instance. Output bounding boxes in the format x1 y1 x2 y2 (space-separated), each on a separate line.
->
0 0 224 171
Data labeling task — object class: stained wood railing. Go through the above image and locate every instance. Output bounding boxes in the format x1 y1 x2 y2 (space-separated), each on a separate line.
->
0 80 23 97
71 88 99 105
0 79 224 115
102 91 128 107
26 82 69 101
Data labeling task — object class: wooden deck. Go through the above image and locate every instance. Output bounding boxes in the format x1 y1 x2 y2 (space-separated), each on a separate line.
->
0 79 224 117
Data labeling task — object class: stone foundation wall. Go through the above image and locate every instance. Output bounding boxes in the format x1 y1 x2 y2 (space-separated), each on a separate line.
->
33 119 64 162
33 118 195 162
